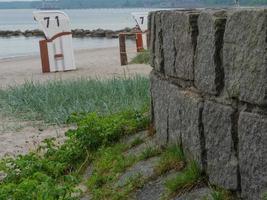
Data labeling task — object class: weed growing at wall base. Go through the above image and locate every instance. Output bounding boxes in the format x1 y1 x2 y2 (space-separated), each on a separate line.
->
155 145 185 175
208 187 234 200
0 76 150 124
130 50 150 64
165 161 202 195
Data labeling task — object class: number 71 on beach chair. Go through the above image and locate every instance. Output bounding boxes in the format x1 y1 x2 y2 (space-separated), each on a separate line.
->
33 11 76 73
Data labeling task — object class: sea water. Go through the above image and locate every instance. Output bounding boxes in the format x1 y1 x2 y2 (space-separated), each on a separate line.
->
0 8 156 58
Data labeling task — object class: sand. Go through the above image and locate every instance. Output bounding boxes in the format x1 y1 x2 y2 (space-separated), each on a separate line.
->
0 115 70 158
0 47 152 158
0 47 151 87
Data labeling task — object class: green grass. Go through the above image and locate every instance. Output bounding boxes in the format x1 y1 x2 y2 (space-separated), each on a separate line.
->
87 143 139 200
130 50 150 64
0 109 149 200
210 190 229 200
87 143 135 188
204 187 235 200
165 161 202 194
0 76 150 124
155 145 185 175
139 146 161 160
129 137 144 148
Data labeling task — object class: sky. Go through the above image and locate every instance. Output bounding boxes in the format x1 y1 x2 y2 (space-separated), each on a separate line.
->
0 0 37 1
0 0 39 1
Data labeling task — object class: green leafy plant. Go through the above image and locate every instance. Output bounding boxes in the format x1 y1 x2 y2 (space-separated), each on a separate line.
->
0 109 149 199
67 109 149 151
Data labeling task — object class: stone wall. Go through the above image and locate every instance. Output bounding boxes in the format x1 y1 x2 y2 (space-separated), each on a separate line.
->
149 8 267 200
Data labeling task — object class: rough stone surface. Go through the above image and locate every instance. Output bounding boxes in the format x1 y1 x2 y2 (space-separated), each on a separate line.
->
121 131 149 146
238 112 267 200
195 11 226 95
203 101 238 190
149 8 267 199
168 84 203 166
223 9 267 105
133 172 181 200
151 71 204 163
173 187 212 200
161 11 177 77
173 11 199 81
153 11 164 73
124 136 157 157
148 12 156 68
164 11 199 80
150 71 170 146
117 157 160 187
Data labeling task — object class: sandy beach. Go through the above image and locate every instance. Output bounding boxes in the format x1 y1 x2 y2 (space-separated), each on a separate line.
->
0 47 151 87
0 47 151 158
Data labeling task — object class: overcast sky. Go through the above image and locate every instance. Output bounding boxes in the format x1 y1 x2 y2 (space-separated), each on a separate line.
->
0 0 38 1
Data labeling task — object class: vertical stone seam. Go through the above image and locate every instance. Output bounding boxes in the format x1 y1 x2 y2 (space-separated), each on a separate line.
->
172 22 177 76
159 13 165 75
231 106 242 194
190 14 199 85
214 17 227 96
151 13 156 68
264 14 267 103
199 101 207 173
150 91 155 126
166 103 170 145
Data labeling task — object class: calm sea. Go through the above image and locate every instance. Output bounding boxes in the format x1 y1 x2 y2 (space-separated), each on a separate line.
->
0 8 156 58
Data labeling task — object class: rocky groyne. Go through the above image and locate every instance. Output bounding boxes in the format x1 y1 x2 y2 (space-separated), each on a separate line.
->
0 27 136 38
149 8 267 200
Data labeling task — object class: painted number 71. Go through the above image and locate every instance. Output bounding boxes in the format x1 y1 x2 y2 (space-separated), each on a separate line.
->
44 16 60 28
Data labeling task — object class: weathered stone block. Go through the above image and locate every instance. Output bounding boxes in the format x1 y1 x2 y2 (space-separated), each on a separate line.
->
195 11 226 95
148 12 155 68
168 84 203 166
203 101 238 190
238 112 267 200
152 11 164 73
151 70 204 165
162 10 199 80
224 9 267 105
161 11 176 76
150 71 169 146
